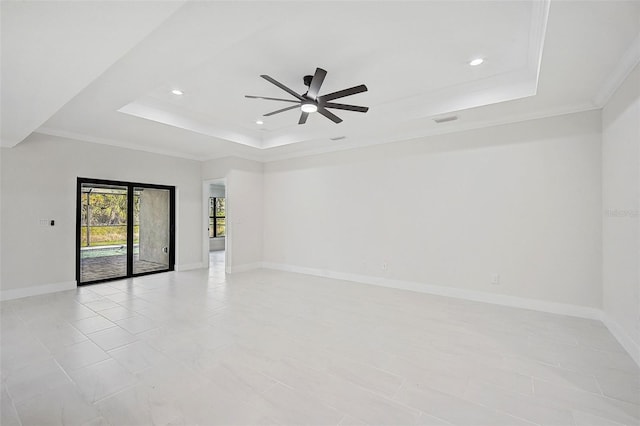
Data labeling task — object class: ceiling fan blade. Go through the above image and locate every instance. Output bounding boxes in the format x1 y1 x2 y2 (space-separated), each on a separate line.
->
261 75 304 101
306 68 327 100
318 107 343 123
318 84 368 102
298 112 309 124
264 105 300 117
245 95 299 103
323 102 369 113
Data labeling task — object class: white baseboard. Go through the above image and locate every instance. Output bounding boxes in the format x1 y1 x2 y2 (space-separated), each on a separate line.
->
261 262 602 320
2 264 636 368
262 262 640 367
229 262 262 273
174 262 206 272
0 281 77 302
600 313 640 368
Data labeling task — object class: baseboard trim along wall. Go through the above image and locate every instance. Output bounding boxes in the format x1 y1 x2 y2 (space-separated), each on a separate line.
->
229 262 263 273
0 281 77 302
261 262 640 367
1 264 636 368
600 313 640 368
174 262 206 272
262 262 601 319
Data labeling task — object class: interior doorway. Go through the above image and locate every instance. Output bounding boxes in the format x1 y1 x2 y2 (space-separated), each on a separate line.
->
207 182 226 270
203 179 228 274
76 178 175 285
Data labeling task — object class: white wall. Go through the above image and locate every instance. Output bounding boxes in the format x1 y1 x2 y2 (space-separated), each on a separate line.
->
208 184 226 251
202 157 263 271
0 96 634 363
0 133 203 297
602 63 640 362
263 110 603 309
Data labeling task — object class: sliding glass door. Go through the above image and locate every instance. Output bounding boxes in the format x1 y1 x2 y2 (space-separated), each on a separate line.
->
77 178 175 285
79 183 129 283
133 187 171 275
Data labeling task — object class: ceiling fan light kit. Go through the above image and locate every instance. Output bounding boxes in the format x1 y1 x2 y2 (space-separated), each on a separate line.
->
300 100 318 113
246 67 369 125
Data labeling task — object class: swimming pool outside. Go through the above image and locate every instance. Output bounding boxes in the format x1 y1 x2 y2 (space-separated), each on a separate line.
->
80 245 139 259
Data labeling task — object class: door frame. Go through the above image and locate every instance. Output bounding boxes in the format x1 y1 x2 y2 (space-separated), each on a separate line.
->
202 178 230 273
76 177 176 285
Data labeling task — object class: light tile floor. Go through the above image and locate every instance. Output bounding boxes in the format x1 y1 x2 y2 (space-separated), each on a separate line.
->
1 251 639 425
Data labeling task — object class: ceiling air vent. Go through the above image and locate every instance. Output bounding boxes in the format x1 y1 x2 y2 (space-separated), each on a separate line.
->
330 136 346 141
433 115 458 124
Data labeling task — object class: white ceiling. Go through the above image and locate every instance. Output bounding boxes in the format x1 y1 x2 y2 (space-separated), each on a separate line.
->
0 0 184 147
2 1 639 162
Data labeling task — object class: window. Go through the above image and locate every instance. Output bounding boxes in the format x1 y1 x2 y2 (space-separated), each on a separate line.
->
209 197 226 238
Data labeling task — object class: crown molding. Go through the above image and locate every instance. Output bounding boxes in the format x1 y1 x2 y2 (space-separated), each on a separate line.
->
35 100 599 165
261 102 599 163
593 33 640 107
35 127 204 161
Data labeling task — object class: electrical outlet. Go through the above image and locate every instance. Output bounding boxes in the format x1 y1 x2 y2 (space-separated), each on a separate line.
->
491 273 500 285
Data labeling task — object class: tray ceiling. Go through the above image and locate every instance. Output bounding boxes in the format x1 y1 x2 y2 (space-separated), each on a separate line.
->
2 1 639 161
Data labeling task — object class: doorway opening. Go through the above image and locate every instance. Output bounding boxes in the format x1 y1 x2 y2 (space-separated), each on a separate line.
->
76 178 175 285
203 179 227 276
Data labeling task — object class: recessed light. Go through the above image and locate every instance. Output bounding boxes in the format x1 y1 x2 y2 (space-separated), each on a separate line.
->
256 120 264 125
469 58 484 66
171 89 184 95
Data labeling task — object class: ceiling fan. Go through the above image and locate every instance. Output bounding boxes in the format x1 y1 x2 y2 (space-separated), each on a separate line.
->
245 67 368 124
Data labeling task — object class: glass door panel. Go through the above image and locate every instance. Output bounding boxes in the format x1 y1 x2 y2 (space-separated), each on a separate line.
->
133 187 171 275
77 178 174 285
79 183 128 283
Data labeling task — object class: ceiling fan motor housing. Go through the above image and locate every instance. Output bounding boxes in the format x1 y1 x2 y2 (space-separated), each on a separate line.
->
303 75 314 87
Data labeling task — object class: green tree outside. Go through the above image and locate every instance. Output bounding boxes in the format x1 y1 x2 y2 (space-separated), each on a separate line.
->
80 191 140 247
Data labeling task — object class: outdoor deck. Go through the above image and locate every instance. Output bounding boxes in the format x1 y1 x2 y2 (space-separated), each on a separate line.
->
80 255 167 283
